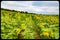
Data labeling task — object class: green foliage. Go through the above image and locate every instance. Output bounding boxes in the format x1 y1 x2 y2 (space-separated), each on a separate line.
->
1 8 59 39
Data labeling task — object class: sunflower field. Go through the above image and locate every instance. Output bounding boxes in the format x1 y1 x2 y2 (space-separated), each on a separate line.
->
1 8 59 39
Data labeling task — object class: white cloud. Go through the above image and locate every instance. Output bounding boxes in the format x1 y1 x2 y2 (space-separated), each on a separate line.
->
1 1 59 15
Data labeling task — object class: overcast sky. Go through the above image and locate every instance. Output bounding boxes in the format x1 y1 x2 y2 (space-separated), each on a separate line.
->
1 1 59 14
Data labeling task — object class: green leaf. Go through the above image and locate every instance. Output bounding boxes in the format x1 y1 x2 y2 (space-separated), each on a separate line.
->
54 32 59 39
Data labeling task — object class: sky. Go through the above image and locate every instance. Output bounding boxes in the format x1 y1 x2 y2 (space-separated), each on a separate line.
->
1 1 59 14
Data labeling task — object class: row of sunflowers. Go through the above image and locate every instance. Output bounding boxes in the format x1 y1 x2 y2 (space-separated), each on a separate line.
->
1 9 59 39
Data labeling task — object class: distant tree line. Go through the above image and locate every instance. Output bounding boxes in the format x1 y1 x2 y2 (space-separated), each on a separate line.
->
1 8 28 13
20 11 28 13
1 8 42 15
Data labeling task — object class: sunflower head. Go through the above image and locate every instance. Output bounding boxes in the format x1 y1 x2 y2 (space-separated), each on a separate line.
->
16 28 24 35
39 23 44 28
42 31 49 36
50 32 54 36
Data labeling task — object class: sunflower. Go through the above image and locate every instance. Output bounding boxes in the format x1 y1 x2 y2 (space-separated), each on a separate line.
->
50 32 54 37
42 31 49 36
8 12 12 16
16 28 22 35
25 18 30 22
39 23 44 28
